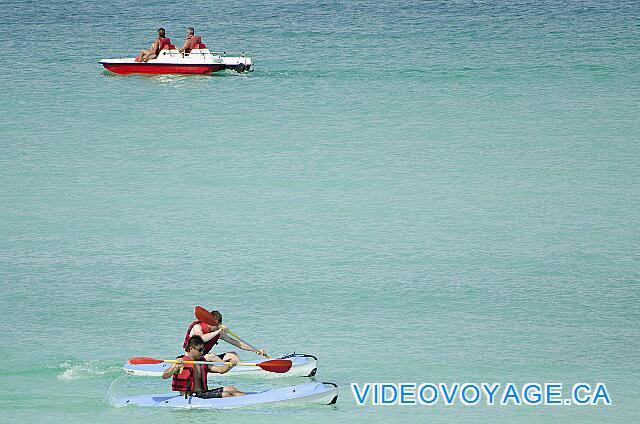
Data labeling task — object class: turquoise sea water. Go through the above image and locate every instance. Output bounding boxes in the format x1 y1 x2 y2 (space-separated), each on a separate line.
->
1 0 638 422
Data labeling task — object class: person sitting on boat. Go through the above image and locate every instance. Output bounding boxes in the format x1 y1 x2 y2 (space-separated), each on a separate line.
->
135 28 171 62
184 310 268 365
178 27 203 54
162 336 245 398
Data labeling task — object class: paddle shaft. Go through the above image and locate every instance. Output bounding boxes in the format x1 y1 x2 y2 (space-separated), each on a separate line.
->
193 306 269 358
128 356 292 373
164 359 259 366
226 329 270 358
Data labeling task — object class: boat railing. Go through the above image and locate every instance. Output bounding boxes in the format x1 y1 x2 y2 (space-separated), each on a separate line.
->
209 51 249 57
185 50 251 59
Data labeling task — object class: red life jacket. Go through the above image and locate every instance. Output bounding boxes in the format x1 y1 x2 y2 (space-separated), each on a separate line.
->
188 35 202 51
155 37 171 54
171 355 208 393
183 320 220 354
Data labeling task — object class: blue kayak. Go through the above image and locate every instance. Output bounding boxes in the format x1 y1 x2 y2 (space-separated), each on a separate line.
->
123 353 317 379
115 382 338 409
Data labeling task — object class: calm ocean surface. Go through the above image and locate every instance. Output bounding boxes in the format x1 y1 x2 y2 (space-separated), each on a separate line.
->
0 0 638 422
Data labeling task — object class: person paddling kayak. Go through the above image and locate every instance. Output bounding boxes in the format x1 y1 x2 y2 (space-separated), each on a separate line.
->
162 336 245 398
184 310 268 364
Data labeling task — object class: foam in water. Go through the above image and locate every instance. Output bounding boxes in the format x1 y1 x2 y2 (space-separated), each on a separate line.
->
56 361 118 381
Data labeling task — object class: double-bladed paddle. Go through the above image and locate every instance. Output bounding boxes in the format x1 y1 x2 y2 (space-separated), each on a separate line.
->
128 356 292 373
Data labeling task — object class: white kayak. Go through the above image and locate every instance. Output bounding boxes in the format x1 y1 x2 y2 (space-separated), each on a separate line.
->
115 382 338 409
123 353 318 379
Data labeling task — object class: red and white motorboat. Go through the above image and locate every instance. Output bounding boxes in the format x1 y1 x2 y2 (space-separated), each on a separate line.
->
99 43 252 75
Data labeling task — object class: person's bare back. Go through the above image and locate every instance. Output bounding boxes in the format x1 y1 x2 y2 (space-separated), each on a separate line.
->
136 28 170 62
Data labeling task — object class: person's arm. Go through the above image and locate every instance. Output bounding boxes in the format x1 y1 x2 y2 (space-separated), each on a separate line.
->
207 360 236 374
190 324 224 343
178 38 190 53
162 359 184 379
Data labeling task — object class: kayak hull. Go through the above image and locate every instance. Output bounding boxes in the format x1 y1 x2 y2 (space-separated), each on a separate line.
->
115 382 338 409
123 353 318 379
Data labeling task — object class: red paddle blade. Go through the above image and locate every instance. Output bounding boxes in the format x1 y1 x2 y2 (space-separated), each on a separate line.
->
256 359 292 373
195 306 219 326
128 357 163 365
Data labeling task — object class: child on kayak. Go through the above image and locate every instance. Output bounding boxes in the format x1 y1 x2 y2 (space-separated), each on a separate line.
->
184 310 268 365
162 336 245 398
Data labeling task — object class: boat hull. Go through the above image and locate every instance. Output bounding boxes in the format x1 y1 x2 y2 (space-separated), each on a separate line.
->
102 63 225 75
115 382 338 409
99 49 252 75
